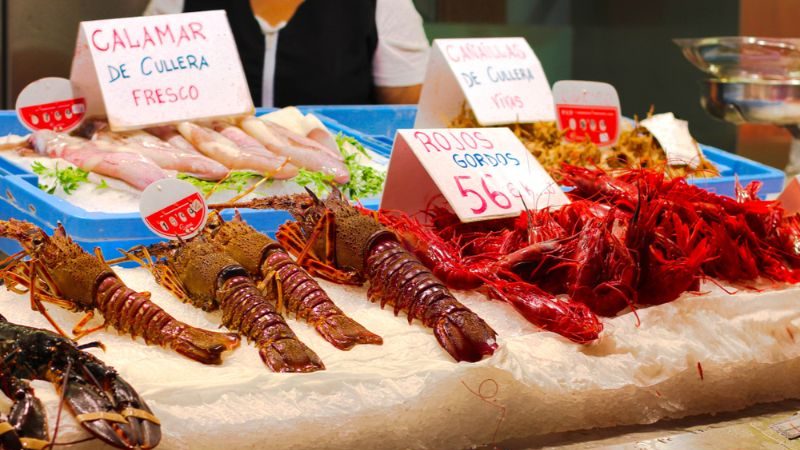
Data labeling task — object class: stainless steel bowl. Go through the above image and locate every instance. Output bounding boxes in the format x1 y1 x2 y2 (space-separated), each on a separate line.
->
702 79 800 126
675 36 800 81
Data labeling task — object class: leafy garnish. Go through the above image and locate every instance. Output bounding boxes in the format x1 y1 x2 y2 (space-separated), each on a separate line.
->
293 134 386 199
336 133 386 200
31 161 90 195
97 179 109 189
177 171 263 195
294 168 335 194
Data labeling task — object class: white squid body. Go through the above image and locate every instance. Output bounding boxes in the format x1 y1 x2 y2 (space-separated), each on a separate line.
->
211 121 298 179
30 130 169 191
176 122 296 179
145 126 201 153
92 130 230 181
240 116 350 184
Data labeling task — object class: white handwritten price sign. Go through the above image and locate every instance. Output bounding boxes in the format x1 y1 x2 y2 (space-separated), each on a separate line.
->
70 10 254 131
381 128 569 222
415 38 555 128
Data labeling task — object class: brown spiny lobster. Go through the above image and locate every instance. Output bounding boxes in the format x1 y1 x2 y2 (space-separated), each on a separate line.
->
204 211 383 350
0 219 240 365
123 236 325 373
211 189 499 363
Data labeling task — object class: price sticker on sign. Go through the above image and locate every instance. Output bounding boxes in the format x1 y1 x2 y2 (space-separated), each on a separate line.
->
415 37 555 128
553 80 621 146
15 78 86 133
140 178 208 239
381 128 569 223
70 10 253 131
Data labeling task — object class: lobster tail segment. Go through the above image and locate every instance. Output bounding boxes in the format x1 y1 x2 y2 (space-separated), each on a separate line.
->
433 309 498 362
170 326 241 365
258 338 325 373
314 315 383 350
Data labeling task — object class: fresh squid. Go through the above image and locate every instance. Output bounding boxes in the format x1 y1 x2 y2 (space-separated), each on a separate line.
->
145 125 201 153
30 130 168 190
176 122 296 179
240 116 350 184
211 121 298 178
83 122 230 180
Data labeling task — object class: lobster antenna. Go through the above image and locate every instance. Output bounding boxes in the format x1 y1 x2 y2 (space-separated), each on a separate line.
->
49 359 72 450
204 171 232 200
304 186 320 203
76 341 106 352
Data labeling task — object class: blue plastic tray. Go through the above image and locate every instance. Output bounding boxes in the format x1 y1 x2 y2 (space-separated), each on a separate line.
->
302 105 416 151
306 105 785 198
0 109 382 257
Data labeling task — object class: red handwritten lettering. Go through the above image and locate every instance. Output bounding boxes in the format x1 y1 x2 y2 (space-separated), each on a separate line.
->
111 30 126 52
132 85 199 106
141 27 156 49
445 44 460 62
91 29 109 51
491 92 524 110
474 131 494 150
176 25 191 46
188 22 206 40
155 24 174 46
432 132 452 151
413 131 439 153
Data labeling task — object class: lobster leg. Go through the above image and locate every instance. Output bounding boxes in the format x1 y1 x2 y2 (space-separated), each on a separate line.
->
1 259 76 338
276 221 362 285
29 262 71 339
72 311 107 340
121 246 193 305
0 359 49 450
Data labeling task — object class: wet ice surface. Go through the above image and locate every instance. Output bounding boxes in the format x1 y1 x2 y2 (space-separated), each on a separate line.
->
0 268 799 450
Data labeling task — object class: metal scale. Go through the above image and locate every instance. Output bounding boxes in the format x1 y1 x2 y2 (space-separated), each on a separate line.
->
675 36 800 176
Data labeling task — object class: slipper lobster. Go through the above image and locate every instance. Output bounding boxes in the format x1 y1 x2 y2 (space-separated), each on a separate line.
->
212 189 499 363
0 314 160 449
0 219 240 365
125 237 325 373
203 211 383 350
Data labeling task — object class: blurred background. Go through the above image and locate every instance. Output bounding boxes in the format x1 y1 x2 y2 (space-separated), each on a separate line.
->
0 0 796 167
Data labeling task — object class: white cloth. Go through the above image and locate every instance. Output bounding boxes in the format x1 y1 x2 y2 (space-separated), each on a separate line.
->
144 0 430 106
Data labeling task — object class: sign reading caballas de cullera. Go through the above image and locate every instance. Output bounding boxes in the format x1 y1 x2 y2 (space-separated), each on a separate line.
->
415 38 555 128
70 10 254 131
382 128 569 223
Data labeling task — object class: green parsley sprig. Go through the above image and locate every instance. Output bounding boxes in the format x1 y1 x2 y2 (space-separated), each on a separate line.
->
177 171 263 195
31 161 104 195
294 133 386 199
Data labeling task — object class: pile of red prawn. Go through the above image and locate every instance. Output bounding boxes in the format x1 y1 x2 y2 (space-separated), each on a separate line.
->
375 165 800 344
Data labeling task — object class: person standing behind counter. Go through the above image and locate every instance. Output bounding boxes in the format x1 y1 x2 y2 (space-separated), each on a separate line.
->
145 0 430 107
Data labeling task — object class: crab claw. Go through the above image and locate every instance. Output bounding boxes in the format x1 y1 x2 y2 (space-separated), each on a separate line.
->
59 358 161 449
433 309 498 363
